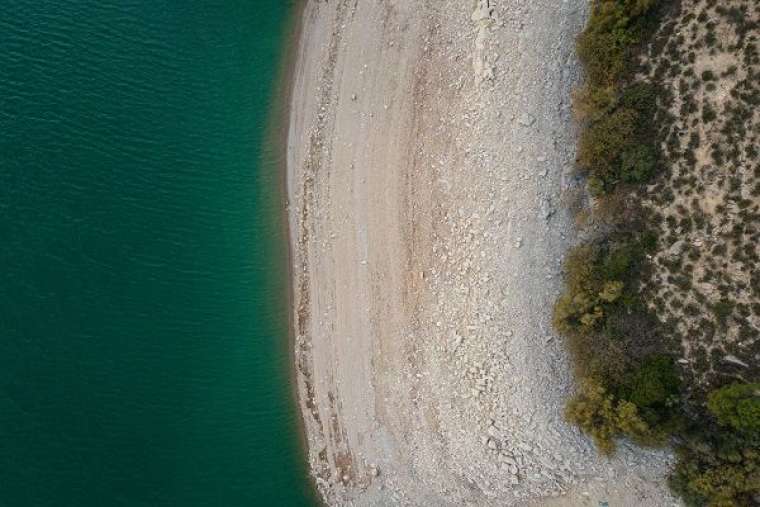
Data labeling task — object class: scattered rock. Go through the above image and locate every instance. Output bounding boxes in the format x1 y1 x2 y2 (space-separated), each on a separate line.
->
723 354 749 368
518 113 536 127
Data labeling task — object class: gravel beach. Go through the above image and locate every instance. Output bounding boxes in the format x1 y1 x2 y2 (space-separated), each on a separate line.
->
287 1 679 505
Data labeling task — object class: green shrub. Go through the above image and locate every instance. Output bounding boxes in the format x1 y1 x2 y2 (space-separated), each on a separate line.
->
712 299 735 327
566 377 665 454
670 430 760 507
707 383 760 435
553 245 634 336
621 145 658 182
576 81 660 194
577 0 660 86
702 102 717 123
623 355 680 408
587 176 606 195
566 378 620 454
619 82 660 121
573 84 617 121
578 108 639 192
554 246 600 335
599 280 625 302
554 235 660 379
574 4 661 195
577 29 631 86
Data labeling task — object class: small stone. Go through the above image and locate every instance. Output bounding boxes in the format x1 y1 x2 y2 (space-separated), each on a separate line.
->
501 456 517 466
518 114 535 127
723 354 749 368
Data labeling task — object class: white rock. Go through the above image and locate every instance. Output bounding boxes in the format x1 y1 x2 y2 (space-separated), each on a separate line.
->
518 114 536 127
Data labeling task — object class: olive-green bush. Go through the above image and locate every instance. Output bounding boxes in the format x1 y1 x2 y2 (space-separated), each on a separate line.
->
670 411 760 507
578 108 639 192
621 145 658 183
621 355 680 409
565 378 660 454
707 383 760 435
573 84 616 121
576 84 660 195
574 1 661 195
577 0 660 86
554 238 650 339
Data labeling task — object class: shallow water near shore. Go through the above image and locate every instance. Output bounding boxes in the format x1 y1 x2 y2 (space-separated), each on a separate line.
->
0 1 313 505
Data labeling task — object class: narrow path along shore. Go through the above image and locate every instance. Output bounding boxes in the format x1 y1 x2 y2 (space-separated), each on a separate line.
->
287 1 679 505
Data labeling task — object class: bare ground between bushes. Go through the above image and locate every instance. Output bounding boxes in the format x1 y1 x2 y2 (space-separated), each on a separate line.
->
287 1 679 505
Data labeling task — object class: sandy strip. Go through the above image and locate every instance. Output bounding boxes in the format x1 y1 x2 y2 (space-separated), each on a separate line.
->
287 1 679 505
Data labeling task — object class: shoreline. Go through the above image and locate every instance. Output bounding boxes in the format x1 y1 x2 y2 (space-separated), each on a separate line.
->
286 1 679 505
267 0 321 504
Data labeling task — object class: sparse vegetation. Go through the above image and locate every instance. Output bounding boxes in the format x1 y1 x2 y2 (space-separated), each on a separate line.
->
556 1 760 505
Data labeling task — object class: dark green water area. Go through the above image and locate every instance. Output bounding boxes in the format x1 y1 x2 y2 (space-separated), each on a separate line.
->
0 2 315 505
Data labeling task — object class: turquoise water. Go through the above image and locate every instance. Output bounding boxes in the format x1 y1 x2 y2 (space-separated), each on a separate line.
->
0 2 315 506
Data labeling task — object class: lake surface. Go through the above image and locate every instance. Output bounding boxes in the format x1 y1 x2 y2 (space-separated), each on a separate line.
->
0 1 314 505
